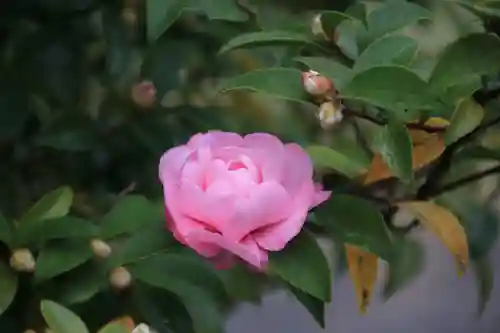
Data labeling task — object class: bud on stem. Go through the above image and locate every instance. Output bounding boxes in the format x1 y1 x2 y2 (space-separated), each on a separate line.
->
110 267 132 289
90 238 112 259
10 248 35 273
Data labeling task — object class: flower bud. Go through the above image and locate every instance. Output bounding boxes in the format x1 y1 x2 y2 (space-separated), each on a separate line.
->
311 14 326 39
10 248 35 273
133 323 156 333
122 8 138 26
317 101 344 128
110 267 132 289
90 238 112 259
301 70 334 97
131 81 156 108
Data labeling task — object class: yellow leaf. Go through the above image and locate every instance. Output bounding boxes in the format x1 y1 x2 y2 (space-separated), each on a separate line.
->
397 201 469 274
345 245 378 314
363 135 445 184
408 117 450 145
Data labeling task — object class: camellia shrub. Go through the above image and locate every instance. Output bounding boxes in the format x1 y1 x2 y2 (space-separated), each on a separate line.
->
1 0 500 332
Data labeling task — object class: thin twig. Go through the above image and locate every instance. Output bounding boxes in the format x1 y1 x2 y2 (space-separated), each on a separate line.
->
343 108 447 133
430 164 500 198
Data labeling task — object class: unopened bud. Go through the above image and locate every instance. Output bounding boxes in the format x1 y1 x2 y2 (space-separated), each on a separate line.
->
110 267 132 289
90 239 112 259
311 14 326 39
131 81 156 108
301 70 335 97
317 101 344 128
133 323 155 333
122 8 138 26
10 248 35 273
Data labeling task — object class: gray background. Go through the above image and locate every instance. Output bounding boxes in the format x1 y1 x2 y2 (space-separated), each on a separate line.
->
226 230 500 333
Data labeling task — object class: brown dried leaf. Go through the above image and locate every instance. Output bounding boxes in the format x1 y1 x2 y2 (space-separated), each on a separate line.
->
345 245 379 314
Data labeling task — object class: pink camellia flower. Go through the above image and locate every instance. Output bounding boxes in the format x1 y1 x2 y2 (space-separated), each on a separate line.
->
159 131 331 270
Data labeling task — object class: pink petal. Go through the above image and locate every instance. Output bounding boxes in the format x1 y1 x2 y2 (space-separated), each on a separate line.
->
253 182 315 251
186 231 268 269
159 146 193 181
188 131 244 149
281 143 313 195
243 133 285 182
223 181 291 241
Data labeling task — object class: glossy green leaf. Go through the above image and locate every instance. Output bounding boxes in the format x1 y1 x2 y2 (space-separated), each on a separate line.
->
306 145 370 178
294 57 353 90
316 195 393 260
345 2 368 27
35 240 93 282
107 224 174 268
430 33 500 92
217 263 264 303
376 117 413 184
383 238 424 300
57 263 107 305
147 0 247 42
269 230 331 301
100 195 163 239
341 66 436 114
444 98 484 145
35 126 99 152
289 285 325 328
41 300 89 333
319 11 359 37
20 186 74 224
128 253 225 333
363 1 431 47
12 217 98 248
217 68 308 103
453 0 500 19
458 145 500 161
255 4 309 33
0 212 12 246
98 323 129 333
0 262 18 316
354 35 419 73
473 257 493 316
219 31 315 54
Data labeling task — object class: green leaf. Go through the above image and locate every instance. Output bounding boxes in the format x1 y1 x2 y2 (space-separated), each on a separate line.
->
217 263 264 303
444 98 484 145
453 0 500 19
288 285 325 328
129 253 225 333
218 31 315 54
35 240 93 282
345 2 368 27
363 1 431 48
473 257 493 316
100 195 162 239
383 238 424 300
57 264 107 305
41 300 89 333
216 68 308 103
0 261 18 316
20 186 74 224
458 145 500 161
107 224 174 268
147 0 247 42
12 217 98 248
316 195 393 260
294 57 353 90
354 35 419 73
376 117 413 184
35 126 99 152
0 212 12 246
430 33 500 92
319 11 359 37
341 66 436 114
306 145 370 178
98 323 129 333
269 230 331 301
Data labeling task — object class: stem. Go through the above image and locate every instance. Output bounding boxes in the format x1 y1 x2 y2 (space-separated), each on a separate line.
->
430 164 500 198
344 108 446 133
